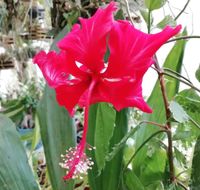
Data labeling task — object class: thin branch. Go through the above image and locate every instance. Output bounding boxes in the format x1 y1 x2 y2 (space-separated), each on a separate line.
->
141 120 166 130
166 35 200 44
163 68 192 85
124 0 134 25
167 1 175 18
176 180 189 190
151 65 200 93
123 130 167 171
190 117 200 130
175 0 191 21
163 72 200 93
183 64 191 82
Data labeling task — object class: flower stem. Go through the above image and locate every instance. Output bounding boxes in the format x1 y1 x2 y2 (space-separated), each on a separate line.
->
154 57 175 183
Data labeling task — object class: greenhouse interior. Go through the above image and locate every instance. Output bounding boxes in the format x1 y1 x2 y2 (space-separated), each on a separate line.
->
0 0 200 190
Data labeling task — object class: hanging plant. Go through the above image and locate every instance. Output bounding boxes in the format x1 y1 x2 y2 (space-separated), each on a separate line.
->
0 52 14 70
0 34 14 45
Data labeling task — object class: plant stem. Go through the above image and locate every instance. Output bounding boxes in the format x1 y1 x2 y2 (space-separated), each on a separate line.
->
154 58 175 182
166 35 200 44
167 130 175 181
175 0 191 21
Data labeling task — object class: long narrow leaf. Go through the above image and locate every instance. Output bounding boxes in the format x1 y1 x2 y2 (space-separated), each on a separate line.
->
87 107 128 190
95 103 116 173
37 26 76 190
0 114 39 190
37 86 76 190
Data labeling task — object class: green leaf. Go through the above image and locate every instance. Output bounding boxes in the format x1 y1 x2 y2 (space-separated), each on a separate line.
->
86 104 102 190
123 143 135 166
3 104 24 120
195 65 200 82
144 0 166 11
87 108 128 190
36 25 75 190
95 103 116 173
140 10 150 24
134 30 187 176
102 109 128 190
174 147 186 166
124 169 146 190
31 114 41 151
140 149 167 185
0 114 39 190
106 124 140 162
157 15 176 29
190 136 200 189
37 86 76 190
169 101 189 123
173 130 192 141
175 89 200 134
146 181 165 190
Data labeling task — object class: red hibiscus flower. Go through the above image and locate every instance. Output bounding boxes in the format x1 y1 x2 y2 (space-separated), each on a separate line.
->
33 2 181 180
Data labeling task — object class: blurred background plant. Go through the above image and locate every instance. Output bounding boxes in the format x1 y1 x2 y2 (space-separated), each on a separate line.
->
1 0 200 190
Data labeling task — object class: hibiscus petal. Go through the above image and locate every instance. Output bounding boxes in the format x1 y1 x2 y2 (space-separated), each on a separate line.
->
140 25 182 58
33 51 69 88
102 76 148 114
104 21 181 78
114 97 152 113
79 76 152 113
55 80 89 115
58 2 117 73
63 51 89 79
